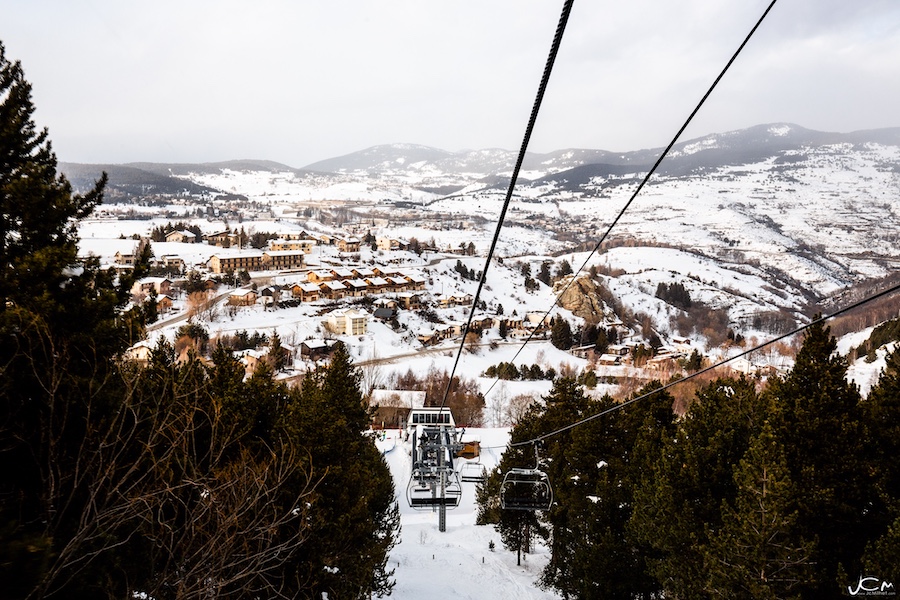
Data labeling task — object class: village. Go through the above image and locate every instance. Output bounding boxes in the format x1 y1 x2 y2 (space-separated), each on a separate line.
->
101 219 738 399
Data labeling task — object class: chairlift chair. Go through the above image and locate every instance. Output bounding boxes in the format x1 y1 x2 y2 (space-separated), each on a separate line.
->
500 467 553 511
459 461 488 483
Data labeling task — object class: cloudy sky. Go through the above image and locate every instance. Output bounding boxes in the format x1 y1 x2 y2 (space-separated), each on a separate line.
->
3 0 898 167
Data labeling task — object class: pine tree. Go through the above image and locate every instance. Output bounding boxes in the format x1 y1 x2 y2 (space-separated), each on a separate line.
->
0 43 150 597
630 377 767 599
550 316 573 350
763 320 872 595
862 348 900 583
705 421 814 599
540 381 674 599
285 343 399 597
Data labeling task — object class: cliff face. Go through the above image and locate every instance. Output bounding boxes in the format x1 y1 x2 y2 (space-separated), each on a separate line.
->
555 276 608 324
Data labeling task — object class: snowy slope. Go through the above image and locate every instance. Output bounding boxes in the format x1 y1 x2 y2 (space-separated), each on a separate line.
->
376 428 560 599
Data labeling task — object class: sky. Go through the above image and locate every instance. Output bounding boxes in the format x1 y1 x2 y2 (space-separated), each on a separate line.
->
3 0 899 168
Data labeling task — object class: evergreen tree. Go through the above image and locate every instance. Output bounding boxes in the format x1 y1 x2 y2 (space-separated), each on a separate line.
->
285 343 399 597
537 261 552 286
705 421 814 599
555 259 573 279
550 316 573 350
862 348 900 583
0 43 149 597
763 320 872 596
630 377 767 599
542 383 673 599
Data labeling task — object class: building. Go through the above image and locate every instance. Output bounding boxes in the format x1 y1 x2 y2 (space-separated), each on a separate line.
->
261 250 305 271
131 277 172 296
208 252 263 274
319 280 347 300
165 230 196 244
268 238 316 253
290 282 321 302
228 288 258 306
336 237 361 252
204 230 241 247
324 308 368 336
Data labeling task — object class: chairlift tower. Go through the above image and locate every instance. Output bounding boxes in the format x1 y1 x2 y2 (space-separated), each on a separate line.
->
406 423 463 532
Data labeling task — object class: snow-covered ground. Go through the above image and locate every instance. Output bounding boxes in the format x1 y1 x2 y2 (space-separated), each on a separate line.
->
376 427 561 599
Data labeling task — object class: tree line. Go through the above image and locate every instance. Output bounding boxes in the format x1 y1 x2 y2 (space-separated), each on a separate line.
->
478 321 900 599
0 44 398 599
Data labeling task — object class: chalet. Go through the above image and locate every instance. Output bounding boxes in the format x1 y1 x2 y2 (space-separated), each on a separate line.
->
343 278 369 298
364 276 390 293
319 280 347 300
307 270 334 283
352 266 376 279
258 285 282 305
324 308 368 336
386 276 409 292
114 250 136 265
131 277 172 296
237 349 265 377
228 288 258 306
373 306 397 321
373 265 401 278
394 292 421 310
157 294 175 313
369 389 427 429
208 252 263 274
204 230 241 247
607 344 630 356
571 344 596 359
159 255 185 272
374 297 398 309
290 282 321 302
597 353 623 366
123 340 154 365
401 272 427 291
330 267 354 280
336 237 361 253
300 339 336 361
376 237 409 251
165 230 196 244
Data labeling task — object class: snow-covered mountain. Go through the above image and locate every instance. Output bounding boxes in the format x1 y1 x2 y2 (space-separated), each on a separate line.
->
65 123 900 333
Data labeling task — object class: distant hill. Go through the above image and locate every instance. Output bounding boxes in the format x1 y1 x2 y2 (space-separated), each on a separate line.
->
61 123 900 198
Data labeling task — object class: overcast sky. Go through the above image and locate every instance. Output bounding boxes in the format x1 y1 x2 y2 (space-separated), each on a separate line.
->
3 0 898 168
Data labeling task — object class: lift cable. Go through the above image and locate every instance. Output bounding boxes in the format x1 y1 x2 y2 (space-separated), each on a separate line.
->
483 0 780 400
509 279 900 448
438 0 576 412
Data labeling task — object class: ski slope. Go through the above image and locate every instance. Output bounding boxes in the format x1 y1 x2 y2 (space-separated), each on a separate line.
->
376 428 560 599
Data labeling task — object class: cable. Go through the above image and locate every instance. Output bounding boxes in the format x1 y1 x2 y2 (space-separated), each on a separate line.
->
509 280 900 448
438 0 575 412
483 0 780 400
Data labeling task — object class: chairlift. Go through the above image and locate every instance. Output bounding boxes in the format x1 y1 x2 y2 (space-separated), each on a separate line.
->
500 468 553 511
405 424 462 510
500 443 553 511
459 461 488 483
406 469 462 510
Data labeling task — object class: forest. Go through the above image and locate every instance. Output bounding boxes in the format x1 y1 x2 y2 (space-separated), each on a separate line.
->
478 323 900 599
0 43 399 599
